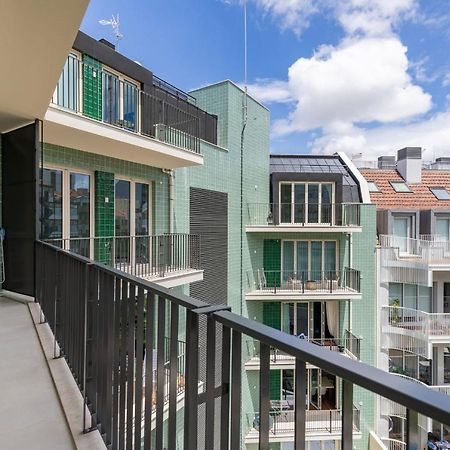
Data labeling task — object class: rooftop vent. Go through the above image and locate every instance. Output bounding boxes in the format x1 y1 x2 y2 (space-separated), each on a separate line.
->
431 157 450 170
397 147 422 184
351 153 377 169
378 155 396 170
99 38 115 50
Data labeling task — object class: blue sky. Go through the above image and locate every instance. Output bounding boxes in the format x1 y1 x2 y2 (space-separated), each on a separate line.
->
81 0 450 161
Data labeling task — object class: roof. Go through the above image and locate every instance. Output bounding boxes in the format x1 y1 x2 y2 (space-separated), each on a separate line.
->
360 169 450 210
270 154 361 202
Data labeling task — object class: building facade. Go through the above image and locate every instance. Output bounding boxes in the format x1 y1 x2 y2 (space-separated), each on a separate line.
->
361 148 450 447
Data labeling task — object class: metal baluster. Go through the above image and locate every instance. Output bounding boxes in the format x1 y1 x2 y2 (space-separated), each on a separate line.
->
341 379 353 450
294 359 306 449
259 343 270 450
230 330 242 450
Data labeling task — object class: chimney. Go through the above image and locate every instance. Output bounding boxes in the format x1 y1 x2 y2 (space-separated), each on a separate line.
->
377 155 396 170
397 147 422 183
99 38 115 51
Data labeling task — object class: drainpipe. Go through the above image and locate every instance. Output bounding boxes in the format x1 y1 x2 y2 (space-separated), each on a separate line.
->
162 169 174 234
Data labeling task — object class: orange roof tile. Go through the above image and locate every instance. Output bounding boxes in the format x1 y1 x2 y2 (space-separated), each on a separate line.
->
360 169 450 210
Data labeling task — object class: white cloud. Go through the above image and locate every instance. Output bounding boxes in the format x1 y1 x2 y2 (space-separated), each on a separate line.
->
245 79 293 103
268 37 431 134
252 0 417 36
309 111 450 160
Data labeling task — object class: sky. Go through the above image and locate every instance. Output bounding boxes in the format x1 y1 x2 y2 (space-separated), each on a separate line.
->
80 0 450 161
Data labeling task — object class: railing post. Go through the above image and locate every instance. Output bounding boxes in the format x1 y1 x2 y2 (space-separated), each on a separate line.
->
341 379 353 449
230 330 242 450
259 343 270 450
205 316 216 450
294 359 306 449
406 409 420 450
184 309 199 450
221 325 231 450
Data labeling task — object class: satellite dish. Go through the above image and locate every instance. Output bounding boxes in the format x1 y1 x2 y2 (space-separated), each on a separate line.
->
98 14 123 48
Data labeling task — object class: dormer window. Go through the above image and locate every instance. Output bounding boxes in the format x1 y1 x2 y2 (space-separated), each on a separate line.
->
279 182 334 225
390 181 412 193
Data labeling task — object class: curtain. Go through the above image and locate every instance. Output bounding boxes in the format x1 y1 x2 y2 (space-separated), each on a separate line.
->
326 301 339 338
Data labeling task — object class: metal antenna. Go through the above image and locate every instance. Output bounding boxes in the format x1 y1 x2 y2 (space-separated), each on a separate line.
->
99 14 123 48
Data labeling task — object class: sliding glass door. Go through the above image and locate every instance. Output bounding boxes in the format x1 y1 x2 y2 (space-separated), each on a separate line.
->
41 168 91 257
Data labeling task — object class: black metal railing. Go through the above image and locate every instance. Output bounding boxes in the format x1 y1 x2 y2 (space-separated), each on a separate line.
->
246 331 361 363
43 233 200 279
52 57 201 154
35 240 450 450
246 203 361 227
251 268 361 294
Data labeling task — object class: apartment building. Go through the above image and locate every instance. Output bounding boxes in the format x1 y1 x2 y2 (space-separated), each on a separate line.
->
242 154 378 450
360 148 450 448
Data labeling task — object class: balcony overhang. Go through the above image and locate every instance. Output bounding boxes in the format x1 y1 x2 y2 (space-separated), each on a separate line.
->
246 225 362 233
147 269 204 288
246 291 362 301
44 107 204 169
0 1 88 132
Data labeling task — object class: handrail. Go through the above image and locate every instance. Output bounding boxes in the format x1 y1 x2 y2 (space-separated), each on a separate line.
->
52 57 201 154
35 240 450 449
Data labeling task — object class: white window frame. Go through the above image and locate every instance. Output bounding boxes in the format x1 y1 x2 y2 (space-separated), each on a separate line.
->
114 176 152 268
43 164 95 257
392 215 415 255
279 182 335 225
280 239 339 275
52 50 82 112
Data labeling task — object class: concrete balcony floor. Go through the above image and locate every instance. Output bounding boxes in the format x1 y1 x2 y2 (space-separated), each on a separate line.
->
0 296 105 450
0 296 74 449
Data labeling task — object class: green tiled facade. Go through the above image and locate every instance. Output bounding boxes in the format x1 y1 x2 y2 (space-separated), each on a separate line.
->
82 55 102 120
42 142 170 236
94 171 115 263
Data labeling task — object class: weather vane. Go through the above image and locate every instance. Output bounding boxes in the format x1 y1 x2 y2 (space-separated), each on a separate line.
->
99 14 123 48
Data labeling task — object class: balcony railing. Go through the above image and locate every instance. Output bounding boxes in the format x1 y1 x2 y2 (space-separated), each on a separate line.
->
380 234 450 265
246 331 361 363
42 233 200 280
382 439 407 450
52 57 201 154
382 306 450 337
249 268 361 294
245 408 360 437
246 203 361 227
35 240 450 450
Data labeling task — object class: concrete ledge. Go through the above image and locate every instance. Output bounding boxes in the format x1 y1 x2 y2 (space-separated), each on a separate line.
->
0 289 35 304
28 303 105 450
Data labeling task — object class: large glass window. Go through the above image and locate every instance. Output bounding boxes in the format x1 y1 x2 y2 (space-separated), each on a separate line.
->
389 283 432 312
123 81 138 131
393 216 413 253
279 182 335 225
115 180 130 263
436 218 450 241
69 173 90 257
135 182 150 264
282 240 337 281
102 71 120 125
41 169 63 241
56 54 78 111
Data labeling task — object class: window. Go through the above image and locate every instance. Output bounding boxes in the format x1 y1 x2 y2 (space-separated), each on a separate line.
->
281 240 337 282
436 218 450 241
367 181 380 192
388 282 432 313
430 187 450 200
279 182 334 225
393 216 414 253
41 167 92 258
390 181 412 193
55 53 79 111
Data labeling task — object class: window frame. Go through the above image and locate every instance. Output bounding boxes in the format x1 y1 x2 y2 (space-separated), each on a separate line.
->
367 181 380 193
278 182 335 225
430 186 450 201
390 181 412 193
42 164 95 257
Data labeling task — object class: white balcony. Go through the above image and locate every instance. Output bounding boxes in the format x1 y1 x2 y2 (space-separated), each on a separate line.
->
381 306 450 358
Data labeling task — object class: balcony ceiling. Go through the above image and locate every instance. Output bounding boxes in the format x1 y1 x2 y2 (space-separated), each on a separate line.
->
0 0 88 133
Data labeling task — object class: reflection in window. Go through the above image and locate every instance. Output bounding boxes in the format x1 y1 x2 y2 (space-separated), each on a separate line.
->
103 71 119 125
56 54 78 111
70 173 90 257
115 180 130 263
123 82 137 130
135 183 150 264
41 169 63 242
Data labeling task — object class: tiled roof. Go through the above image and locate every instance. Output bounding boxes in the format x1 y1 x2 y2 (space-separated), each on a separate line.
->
360 169 450 210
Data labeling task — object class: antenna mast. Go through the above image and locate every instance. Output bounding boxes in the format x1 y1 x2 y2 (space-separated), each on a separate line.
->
99 14 123 48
